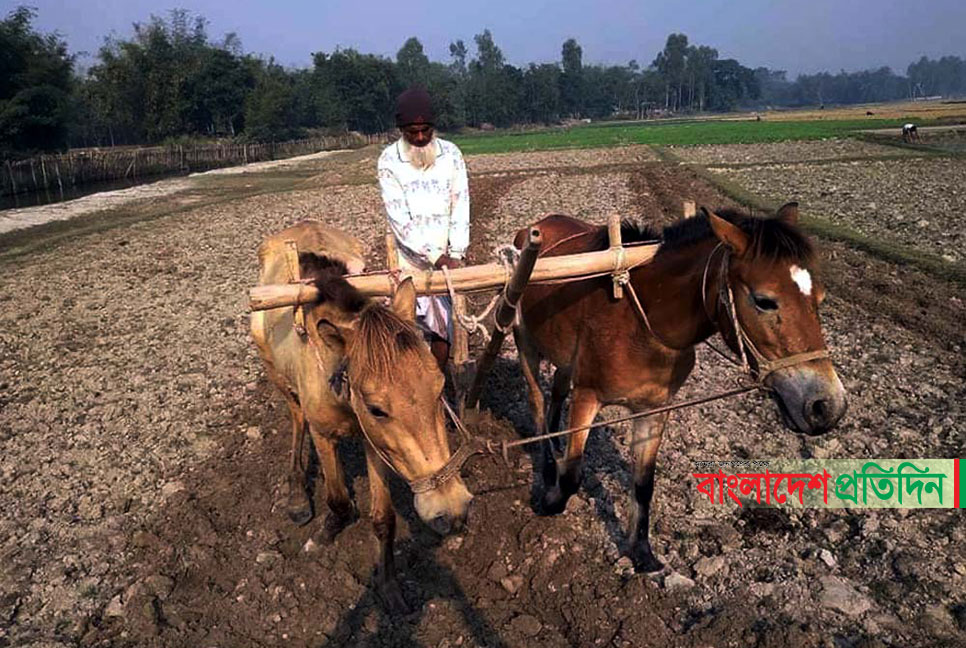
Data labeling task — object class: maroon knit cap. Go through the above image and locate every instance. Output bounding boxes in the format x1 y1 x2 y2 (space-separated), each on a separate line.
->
395 86 435 127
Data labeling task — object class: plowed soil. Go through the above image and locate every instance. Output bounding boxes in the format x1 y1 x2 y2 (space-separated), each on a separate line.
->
1 145 963 648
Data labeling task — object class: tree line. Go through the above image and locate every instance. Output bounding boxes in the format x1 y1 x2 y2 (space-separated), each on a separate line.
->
3 6 966 158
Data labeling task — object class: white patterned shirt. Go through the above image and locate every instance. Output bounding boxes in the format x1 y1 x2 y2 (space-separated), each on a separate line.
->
377 138 470 267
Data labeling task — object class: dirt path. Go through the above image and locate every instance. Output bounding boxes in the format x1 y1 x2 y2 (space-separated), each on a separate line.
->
1 146 963 648
0 150 345 237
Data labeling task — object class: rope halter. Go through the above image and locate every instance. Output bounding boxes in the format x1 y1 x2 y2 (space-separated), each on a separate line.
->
349 385 479 495
706 244 829 385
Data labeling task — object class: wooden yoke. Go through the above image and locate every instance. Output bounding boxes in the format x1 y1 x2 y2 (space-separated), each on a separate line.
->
385 232 399 274
284 240 306 336
607 213 624 300
249 244 659 308
683 200 697 219
465 227 543 410
385 231 400 301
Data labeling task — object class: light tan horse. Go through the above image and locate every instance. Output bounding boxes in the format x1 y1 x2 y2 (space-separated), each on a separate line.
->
513 204 847 572
250 221 472 613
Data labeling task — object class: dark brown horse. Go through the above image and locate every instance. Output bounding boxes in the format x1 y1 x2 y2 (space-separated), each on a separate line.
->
513 203 847 572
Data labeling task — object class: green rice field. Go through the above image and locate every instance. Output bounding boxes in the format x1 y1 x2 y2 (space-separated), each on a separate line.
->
451 118 913 154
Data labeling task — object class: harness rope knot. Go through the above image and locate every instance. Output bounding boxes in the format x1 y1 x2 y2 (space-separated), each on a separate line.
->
441 248 518 341
612 269 630 286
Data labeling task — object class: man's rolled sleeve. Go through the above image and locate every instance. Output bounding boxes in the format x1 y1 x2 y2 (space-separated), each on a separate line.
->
448 151 470 259
378 163 419 254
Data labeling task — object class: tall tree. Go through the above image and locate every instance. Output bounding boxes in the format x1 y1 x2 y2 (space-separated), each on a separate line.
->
396 37 430 87
85 10 253 143
654 33 688 110
0 6 75 155
707 58 759 111
523 63 560 123
244 58 298 140
467 29 519 125
446 40 469 126
560 38 584 117
449 40 468 77
687 45 717 111
311 48 400 133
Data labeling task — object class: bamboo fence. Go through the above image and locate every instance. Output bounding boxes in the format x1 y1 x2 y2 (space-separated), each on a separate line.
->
1 132 394 198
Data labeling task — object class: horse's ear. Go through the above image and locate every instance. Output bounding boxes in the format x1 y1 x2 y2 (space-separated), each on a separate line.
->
776 202 799 226
390 277 417 321
708 210 750 256
316 316 355 352
814 281 826 305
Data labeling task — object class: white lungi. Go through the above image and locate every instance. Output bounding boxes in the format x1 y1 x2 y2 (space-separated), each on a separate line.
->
396 249 452 343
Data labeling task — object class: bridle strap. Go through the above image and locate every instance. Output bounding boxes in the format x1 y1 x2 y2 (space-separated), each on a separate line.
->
713 248 830 384
300 302 475 495
409 438 478 494
349 386 406 481
349 384 478 495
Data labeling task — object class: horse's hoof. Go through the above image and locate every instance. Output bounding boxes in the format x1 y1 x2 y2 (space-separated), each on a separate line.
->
377 578 410 616
540 487 568 516
629 545 665 573
287 504 313 527
319 508 357 544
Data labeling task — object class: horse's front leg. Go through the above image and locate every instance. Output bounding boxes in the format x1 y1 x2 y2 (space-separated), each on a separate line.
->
284 398 313 526
627 411 669 572
542 388 600 514
513 326 552 482
308 426 356 543
546 367 572 441
365 444 409 615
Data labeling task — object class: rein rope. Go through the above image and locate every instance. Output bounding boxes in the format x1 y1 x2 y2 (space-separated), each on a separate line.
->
441 246 516 342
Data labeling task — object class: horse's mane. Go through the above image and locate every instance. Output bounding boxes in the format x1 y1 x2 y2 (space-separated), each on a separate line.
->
659 208 814 264
587 220 662 249
300 253 423 379
349 305 422 379
597 209 814 264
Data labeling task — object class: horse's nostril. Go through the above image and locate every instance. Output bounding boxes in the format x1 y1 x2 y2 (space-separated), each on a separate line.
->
428 515 452 536
451 515 464 533
811 399 830 422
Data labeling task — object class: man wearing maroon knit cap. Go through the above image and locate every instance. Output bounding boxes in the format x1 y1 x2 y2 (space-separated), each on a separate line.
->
377 86 470 370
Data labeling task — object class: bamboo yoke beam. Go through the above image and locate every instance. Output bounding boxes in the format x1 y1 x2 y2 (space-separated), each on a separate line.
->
249 239 659 310
607 213 624 299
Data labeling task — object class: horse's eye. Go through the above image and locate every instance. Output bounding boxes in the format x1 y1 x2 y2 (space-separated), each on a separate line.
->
752 294 779 312
368 405 389 419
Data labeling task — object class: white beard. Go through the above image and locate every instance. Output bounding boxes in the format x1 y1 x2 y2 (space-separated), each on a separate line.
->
401 136 437 170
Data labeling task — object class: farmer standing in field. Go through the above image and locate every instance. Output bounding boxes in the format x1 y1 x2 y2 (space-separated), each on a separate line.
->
378 86 470 371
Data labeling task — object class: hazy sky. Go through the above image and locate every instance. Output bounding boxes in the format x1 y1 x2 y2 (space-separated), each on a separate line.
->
16 0 966 78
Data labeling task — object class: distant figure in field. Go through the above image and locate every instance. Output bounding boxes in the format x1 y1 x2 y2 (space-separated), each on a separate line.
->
902 123 920 143
866 111 875 116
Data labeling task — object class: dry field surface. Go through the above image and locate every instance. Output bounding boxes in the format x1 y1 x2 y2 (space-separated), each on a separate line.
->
467 145 657 174
758 100 966 122
670 139 920 166
1 143 964 648
711 157 966 263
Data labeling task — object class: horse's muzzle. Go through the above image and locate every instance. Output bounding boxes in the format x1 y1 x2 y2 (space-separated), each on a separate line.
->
413 479 473 536
769 366 847 435
426 510 468 536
